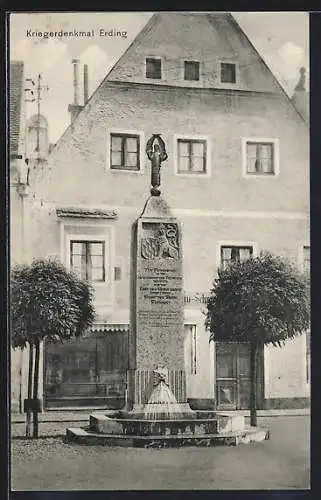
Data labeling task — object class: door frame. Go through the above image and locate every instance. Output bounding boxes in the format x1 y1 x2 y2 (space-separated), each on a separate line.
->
215 341 264 410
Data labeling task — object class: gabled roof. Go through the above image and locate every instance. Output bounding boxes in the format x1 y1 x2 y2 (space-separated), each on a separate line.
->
106 12 282 94
9 61 24 157
52 13 307 151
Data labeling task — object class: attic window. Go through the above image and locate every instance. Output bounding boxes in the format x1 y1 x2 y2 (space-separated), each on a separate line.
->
146 58 162 79
220 62 236 84
184 61 200 81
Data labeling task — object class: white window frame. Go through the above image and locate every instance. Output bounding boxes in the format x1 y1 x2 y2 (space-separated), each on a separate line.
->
216 240 258 273
218 60 239 87
181 58 203 86
144 55 164 81
65 232 113 289
242 137 280 178
106 128 145 174
174 133 211 177
59 220 116 312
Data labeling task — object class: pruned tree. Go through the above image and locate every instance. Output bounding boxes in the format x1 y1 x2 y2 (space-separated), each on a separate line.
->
10 258 95 437
205 252 310 426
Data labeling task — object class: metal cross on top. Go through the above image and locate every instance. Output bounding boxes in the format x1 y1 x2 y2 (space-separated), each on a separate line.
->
146 134 168 196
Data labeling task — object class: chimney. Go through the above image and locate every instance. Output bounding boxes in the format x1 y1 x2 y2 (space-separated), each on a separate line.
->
84 64 89 104
292 67 309 124
68 59 84 123
72 58 80 104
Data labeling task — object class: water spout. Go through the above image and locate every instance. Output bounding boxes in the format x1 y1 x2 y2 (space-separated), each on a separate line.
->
143 380 186 420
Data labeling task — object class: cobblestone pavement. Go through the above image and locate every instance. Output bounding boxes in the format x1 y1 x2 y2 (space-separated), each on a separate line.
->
11 420 88 438
11 416 310 491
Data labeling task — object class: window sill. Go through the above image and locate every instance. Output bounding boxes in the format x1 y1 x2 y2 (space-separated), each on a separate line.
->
215 82 238 89
182 79 203 87
176 172 210 178
243 173 278 179
109 167 143 174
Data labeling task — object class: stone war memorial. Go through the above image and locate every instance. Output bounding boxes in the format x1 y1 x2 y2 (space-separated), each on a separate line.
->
66 135 270 448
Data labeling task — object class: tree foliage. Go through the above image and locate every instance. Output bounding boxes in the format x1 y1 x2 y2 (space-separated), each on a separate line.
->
10 258 96 348
205 252 310 346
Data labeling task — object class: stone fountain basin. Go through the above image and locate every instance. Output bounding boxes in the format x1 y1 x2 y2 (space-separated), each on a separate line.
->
66 412 270 447
89 411 245 437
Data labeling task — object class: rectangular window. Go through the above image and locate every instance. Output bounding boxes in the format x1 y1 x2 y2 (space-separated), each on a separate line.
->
177 139 207 174
246 142 275 175
110 134 140 171
220 62 236 83
184 61 200 81
221 246 253 270
70 240 105 282
146 58 162 79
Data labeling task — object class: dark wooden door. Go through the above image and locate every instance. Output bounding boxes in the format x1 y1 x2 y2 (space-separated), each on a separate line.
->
216 342 257 410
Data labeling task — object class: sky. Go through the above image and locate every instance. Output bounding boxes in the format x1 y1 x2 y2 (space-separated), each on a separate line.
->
10 12 309 144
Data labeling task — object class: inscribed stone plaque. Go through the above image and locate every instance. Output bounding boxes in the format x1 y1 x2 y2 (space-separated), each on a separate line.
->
135 219 184 370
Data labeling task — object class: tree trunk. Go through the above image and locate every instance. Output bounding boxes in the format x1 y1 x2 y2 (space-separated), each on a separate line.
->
32 339 40 438
19 348 23 413
26 343 34 437
250 341 259 427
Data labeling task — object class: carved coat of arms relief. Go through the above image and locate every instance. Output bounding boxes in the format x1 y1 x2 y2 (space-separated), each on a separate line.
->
141 223 179 260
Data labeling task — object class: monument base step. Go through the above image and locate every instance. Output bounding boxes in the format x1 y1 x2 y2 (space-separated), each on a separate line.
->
216 412 246 433
65 425 270 448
